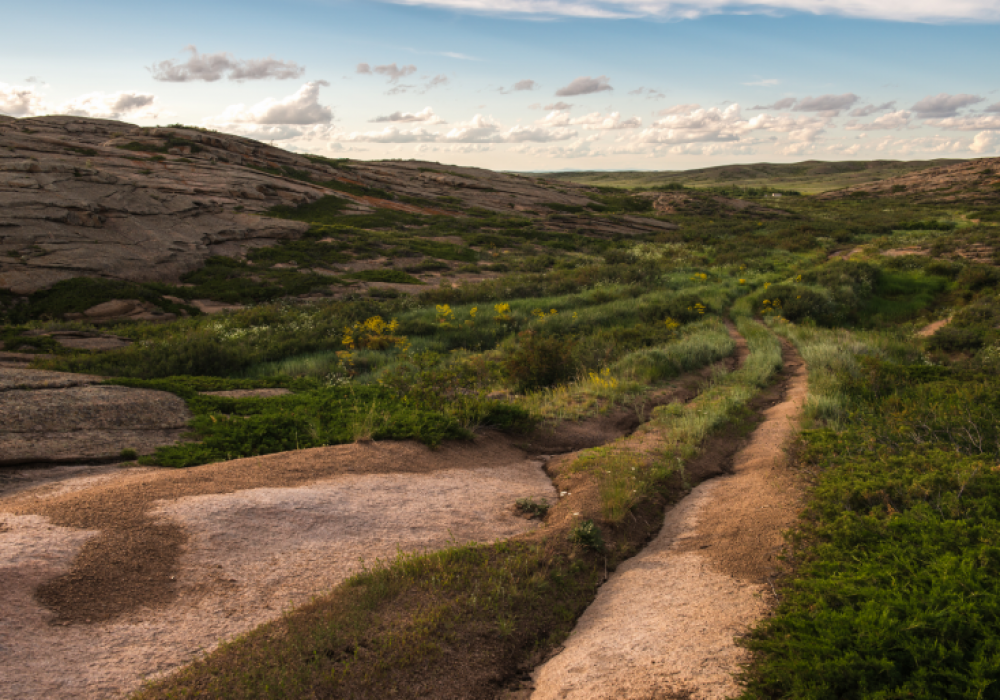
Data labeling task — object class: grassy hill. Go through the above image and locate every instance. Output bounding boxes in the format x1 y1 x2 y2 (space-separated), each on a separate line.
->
541 158 964 194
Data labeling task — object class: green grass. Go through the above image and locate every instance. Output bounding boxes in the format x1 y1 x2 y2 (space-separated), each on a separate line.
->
739 331 1000 699
109 374 532 467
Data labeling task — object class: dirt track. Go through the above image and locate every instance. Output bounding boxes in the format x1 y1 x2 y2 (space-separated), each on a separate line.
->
530 340 808 700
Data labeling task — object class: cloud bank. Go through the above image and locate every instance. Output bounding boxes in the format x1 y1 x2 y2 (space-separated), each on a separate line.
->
150 46 305 82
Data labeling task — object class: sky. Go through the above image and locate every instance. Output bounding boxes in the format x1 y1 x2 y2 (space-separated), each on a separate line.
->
3 0 1000 170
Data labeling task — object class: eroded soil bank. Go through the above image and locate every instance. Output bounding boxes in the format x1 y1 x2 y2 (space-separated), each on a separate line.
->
529 342 808 700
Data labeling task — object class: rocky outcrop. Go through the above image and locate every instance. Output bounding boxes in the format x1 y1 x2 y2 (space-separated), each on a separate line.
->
1 116 682 295
0 116 350 294
0 367 191 465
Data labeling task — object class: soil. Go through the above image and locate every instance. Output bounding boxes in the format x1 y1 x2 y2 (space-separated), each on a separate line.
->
528 339 808 700
917 317 952 337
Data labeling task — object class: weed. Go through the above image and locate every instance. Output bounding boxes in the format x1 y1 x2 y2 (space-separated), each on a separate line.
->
514 497 550 518
569 520 606 553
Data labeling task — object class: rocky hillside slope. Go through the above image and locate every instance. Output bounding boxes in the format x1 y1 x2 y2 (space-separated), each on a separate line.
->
817 157 1000 204
0 116 676 296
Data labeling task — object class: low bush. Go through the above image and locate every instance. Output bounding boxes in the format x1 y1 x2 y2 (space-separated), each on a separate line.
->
503 331 578 391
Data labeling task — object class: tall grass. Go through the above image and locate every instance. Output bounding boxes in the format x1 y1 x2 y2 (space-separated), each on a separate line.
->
571 319 783 522
521 317 734 422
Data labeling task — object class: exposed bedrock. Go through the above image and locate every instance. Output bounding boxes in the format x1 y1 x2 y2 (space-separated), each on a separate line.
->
1 116 681 294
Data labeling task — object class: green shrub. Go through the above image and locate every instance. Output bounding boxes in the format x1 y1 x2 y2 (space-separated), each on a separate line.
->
569 520 605 553
515 497 550 518
503 331 578 391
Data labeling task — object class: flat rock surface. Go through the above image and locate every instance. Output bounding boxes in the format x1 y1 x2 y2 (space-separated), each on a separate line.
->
0 434 557 700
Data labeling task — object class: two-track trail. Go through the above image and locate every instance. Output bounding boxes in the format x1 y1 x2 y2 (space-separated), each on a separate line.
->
530 338 808 700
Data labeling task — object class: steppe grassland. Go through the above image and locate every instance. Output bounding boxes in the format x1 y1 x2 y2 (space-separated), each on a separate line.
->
9 171 1000 698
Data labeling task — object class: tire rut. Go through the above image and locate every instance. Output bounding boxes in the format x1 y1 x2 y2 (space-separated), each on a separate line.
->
528 334 807 700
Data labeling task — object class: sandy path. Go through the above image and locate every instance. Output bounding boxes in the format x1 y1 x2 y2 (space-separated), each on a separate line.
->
0 437 556 700
530 341 808 700
917 317 951 337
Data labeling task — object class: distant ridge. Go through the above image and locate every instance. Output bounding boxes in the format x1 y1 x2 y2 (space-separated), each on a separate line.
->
542 158 965 194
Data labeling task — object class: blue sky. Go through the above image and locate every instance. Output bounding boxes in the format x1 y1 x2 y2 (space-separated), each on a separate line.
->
3 0 999 169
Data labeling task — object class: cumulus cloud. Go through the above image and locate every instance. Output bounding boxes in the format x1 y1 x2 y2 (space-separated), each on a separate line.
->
911 93 984 118
356 62 418 83
970 131 999 154
751 97 796 110
986 102 1000 113
346 113 575 143
556 75 613 97
849 101 896 117
793 93 858 115
539 110 640 129
923 114 1000 130
59 91 159 119
845 109 911 130
0 83 46 117
374 0 1000 23
149 46 305 82
632 103 829 147
206 81 332 125
370 106 445 123
544 101 573 110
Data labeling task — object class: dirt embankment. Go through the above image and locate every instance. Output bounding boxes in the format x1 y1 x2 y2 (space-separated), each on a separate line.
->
528 339 808 700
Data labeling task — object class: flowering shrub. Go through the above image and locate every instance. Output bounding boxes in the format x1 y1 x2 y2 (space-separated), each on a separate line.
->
494 302 513 323
341 316 409 352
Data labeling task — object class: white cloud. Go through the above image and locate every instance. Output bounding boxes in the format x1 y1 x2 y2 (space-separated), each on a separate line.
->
346 113 575 143
555 75 613 97
206 81 332 125
544 101 573 110
845 110 912 130
744 78 779 87
658 103 701 115
375 0 1000 22
356 62 418 82
149 46 305 82
911 92 984 118
58 91 159 119
970 131 1000 154
370 106 445 123
924 114 1000 130
0 83 46 117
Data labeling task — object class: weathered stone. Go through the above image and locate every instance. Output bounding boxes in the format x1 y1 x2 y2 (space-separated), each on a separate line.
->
1 116 685 296
0 369 192 465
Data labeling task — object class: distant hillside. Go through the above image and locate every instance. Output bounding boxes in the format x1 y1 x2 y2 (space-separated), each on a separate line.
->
541 159 964 194
817 157 1000 207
